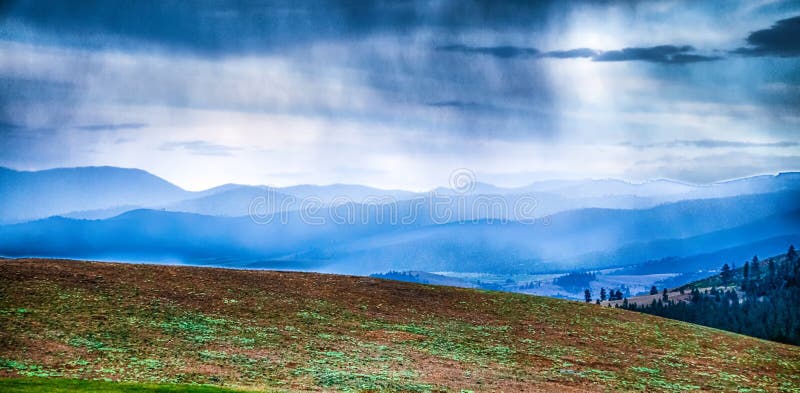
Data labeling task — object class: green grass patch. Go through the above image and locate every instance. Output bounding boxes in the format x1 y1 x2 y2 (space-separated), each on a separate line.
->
0 377 243 392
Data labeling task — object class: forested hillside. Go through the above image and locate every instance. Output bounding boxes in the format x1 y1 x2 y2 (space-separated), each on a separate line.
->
621 246 800 345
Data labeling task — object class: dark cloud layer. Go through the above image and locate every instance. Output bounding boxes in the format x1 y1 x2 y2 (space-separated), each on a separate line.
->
436 44 540 58
437 44 719 64
734 15 800 57
0 0 568 55
592 45 720 64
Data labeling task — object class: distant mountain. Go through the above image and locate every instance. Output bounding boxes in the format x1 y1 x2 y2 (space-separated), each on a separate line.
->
278 184 419 204
517 178 697 198
561 208 800 266
0 167 428 222
698 172 800 199
623 234 800 276
0 166 191 223
3 166 798 224
4 190 796 275
516 173 800 199
165 185 297 217
0 204 412 265
315 190 800 273
60 205 144 220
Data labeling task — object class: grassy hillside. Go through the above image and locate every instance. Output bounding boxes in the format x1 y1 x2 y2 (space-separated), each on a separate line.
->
1 259 799 392
0 377 239 392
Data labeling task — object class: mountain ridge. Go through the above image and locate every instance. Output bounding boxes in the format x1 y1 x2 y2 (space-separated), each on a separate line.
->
3 165 799 222
3 189 798 274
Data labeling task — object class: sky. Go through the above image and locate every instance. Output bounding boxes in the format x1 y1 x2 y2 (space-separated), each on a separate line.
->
1 0 799 191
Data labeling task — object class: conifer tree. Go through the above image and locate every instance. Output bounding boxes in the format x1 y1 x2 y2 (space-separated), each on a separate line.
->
621 253 800 346
721 263 732 286
742 261 750 290
751 256 760 277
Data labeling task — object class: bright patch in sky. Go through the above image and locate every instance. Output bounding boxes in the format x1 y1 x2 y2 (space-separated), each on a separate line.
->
1 1 799 190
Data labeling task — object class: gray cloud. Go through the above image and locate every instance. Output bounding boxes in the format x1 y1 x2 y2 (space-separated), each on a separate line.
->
75 123 148 131
629 152 800 184
543 48 597 59
159 140 242 156
592 45 720 64
0 0 561 56
426 101 503 112
733 15 800 57
0 77 79 128
436 44 540 58
0 123 72 167
623 139 800 149
436 44 719 64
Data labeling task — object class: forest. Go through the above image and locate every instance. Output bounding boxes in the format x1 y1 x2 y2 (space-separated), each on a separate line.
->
619 246 800 345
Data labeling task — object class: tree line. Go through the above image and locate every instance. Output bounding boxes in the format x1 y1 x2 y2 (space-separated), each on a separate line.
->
614 246 800 345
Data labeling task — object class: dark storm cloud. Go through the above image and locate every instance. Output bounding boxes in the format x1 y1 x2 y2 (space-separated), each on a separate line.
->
0 0 567 55
436 44 540 58
592 45 720 64
733 15 800 57
436 44 718 63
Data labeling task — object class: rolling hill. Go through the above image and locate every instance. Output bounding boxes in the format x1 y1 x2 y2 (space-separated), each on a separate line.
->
307 190 800 273
2 190 799 274
1 258 798 392
566 210 800 272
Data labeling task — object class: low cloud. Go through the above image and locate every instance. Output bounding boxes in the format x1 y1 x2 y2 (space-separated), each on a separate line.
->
437 44 719 64
623 139 800 149
592 45 720 64
733 15 800 57
75 123 148 131
435 44 540 58
542 48 597 59
159 140 242 156
426 101 502 112
629 152 800 184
